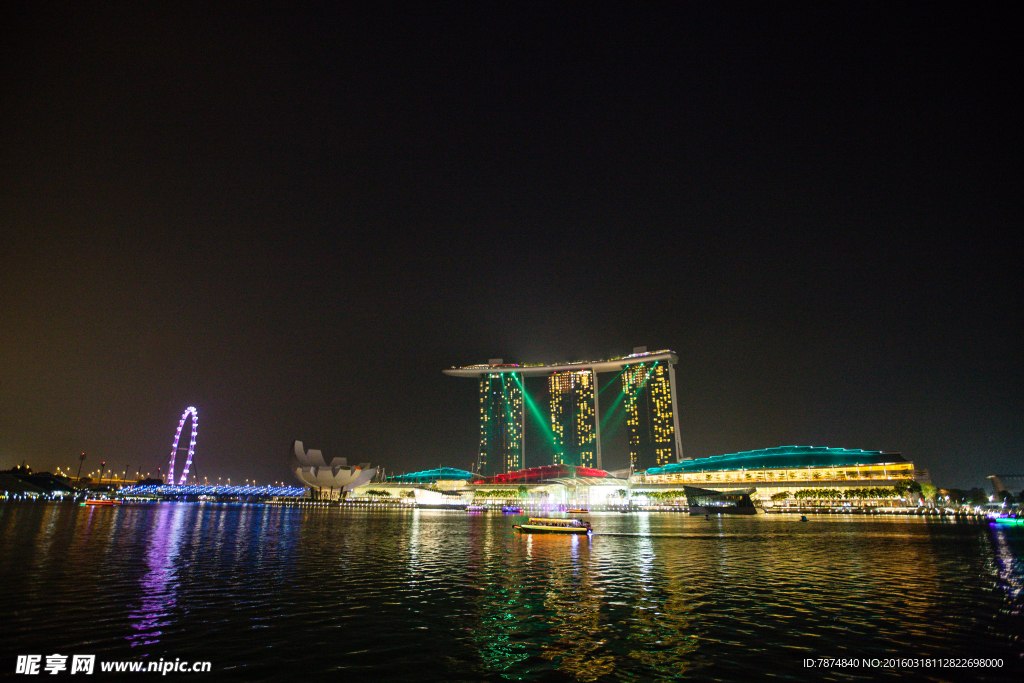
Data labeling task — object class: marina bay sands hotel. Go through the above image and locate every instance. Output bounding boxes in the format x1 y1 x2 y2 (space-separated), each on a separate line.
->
443 348 683 477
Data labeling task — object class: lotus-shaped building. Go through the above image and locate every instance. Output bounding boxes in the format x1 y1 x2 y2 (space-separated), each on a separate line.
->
291 441 376 496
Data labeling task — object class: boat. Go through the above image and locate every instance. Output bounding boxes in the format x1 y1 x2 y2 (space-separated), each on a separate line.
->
513 517 592 535
501 505 522 514
684 486 758 516
466 504 486 512
83 499 119 506
565 508 589 514
991 511 1023 525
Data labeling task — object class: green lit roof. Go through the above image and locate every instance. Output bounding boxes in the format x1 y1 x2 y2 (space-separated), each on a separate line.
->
645 446 906 475
386 467 476 483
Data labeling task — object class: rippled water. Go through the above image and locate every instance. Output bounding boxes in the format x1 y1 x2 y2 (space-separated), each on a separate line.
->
1 503 1021 681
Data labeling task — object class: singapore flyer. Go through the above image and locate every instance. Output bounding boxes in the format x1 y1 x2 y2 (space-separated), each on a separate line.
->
167 406 199 485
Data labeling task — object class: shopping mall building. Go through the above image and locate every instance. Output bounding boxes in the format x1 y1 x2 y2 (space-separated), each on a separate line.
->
364 446 925 507
631 446 926 502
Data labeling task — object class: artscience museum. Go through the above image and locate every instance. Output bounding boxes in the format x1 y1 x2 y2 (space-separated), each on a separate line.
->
290 440 376 499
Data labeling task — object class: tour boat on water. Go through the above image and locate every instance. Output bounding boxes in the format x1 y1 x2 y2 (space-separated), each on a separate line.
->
684 486 758 516
466 504 486 512
513 517 592 535
565 508 589 514
82 499 119 506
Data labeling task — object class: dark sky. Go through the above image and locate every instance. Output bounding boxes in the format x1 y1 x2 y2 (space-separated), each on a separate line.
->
1 3 1019 489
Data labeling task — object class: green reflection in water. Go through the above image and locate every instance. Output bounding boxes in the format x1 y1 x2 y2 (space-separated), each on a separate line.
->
470 582 534 677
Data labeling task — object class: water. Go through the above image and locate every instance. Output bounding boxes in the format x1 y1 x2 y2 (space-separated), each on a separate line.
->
1 503 1021 681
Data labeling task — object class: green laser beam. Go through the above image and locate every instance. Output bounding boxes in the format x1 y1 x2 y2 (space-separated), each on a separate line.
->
601 362 659 439
599 368 625 395
599 388 628 434
599 366 649 434
511 373 555 447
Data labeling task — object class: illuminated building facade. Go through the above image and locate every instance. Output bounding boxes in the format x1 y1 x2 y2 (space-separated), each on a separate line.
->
548 370 597 468
289 441 376 500
478 373 524 477
357 447 922 510
445 349 682 477
633 446 923 503
387 467 476 484
621 362 681 471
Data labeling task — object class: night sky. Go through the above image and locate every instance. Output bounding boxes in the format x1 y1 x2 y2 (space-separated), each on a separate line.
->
1 3 1019 489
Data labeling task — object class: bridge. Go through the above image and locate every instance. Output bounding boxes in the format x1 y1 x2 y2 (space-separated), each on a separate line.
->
121 484 306 499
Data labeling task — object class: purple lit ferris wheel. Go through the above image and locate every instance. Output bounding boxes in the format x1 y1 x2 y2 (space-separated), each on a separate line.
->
167 406 198 485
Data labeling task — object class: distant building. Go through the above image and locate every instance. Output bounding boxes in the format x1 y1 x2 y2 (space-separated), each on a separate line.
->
0 469 77 499
387 467 476 484
473 463 611 485
445 349 683 476
360 462 628 509
635 446 920 502
477 372 524 477
0 472 47 498
290 441 376 499
370 446 918 509
988 474 1024 497
12 473 78 497
622 362 681 471
548 370 597 468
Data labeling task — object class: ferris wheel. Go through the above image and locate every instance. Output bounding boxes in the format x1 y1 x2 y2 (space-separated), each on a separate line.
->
167 406 198 485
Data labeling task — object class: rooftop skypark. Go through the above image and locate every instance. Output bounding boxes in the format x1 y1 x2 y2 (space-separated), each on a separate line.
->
442 349 678 377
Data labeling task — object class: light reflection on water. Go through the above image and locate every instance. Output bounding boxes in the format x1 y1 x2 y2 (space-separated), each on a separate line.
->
127 504 185 646
0 504 1022 682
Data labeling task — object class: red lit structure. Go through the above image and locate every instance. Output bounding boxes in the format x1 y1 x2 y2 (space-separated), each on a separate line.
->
473 464 610 485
